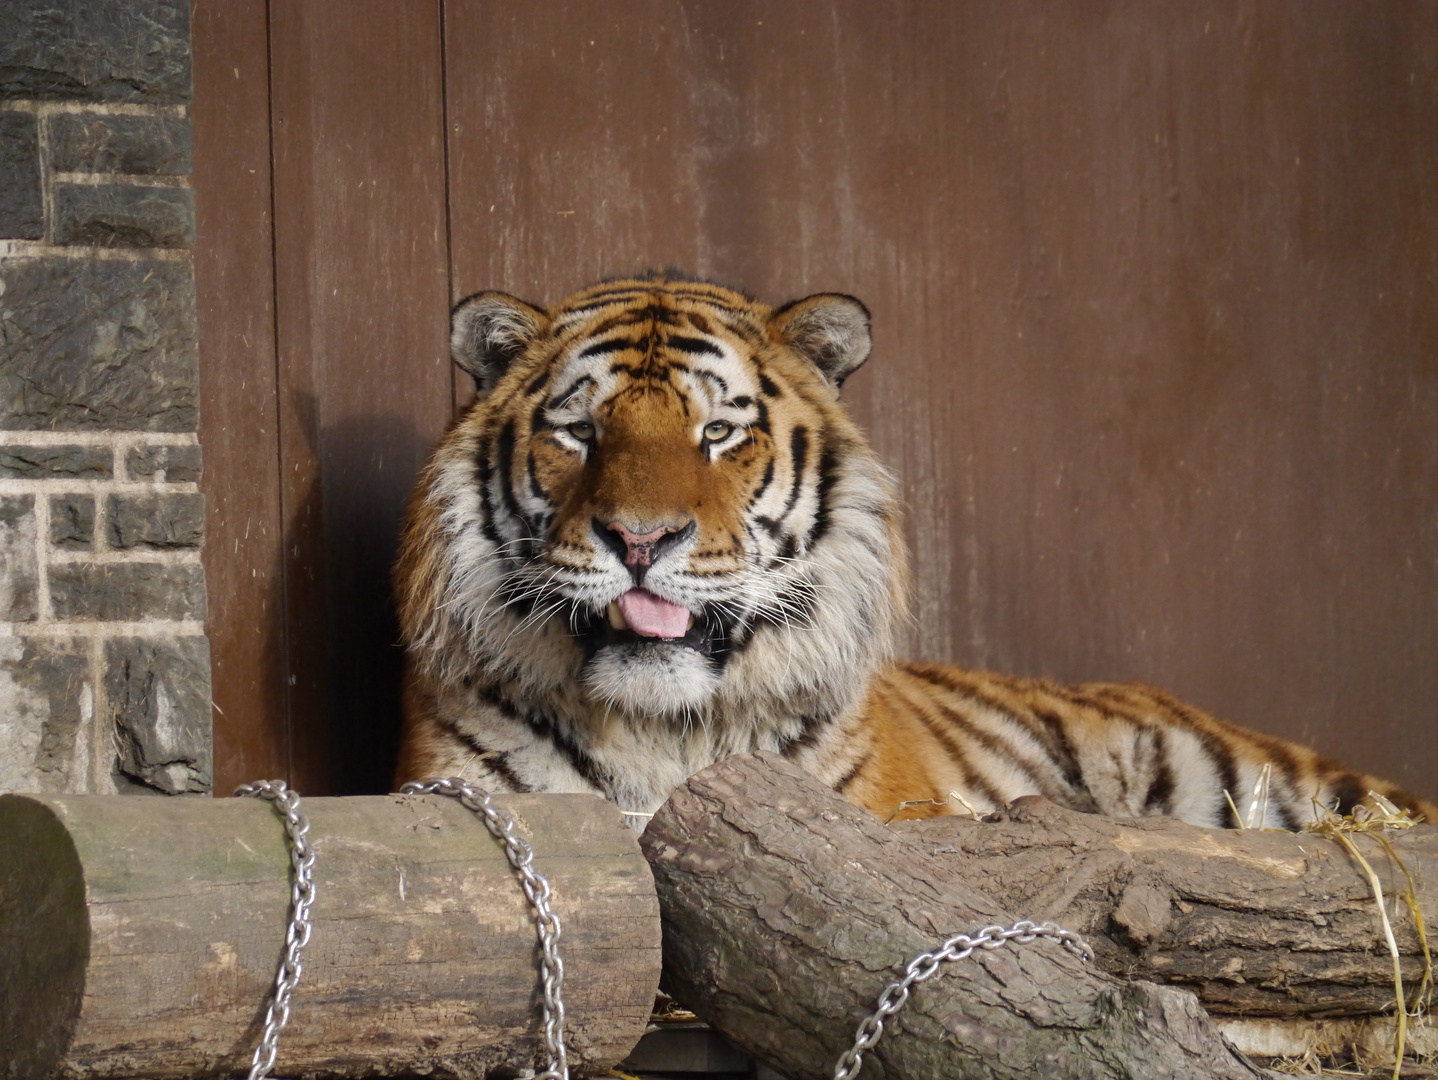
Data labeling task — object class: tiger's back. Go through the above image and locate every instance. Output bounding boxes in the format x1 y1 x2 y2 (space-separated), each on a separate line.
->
394 275 1436 830
838 663 1437 827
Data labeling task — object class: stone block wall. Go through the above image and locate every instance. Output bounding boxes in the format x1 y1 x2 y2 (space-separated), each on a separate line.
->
0 0 211 795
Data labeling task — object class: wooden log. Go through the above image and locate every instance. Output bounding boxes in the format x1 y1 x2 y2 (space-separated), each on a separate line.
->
0 791 661 1080
891 796 1438 1018
642 753 1268 1080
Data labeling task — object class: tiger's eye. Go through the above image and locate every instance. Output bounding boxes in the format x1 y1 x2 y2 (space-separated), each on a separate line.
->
566 420 595 441
703 420 733 442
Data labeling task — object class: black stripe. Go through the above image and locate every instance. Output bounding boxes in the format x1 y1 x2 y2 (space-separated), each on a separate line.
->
1203 732 1243 826
911 666 1087 796
550 374 595 409
455 732 534 793
1143 756 1175 814
928 694 1045 793
557 295 646 318
836 751 873 793
750 458 776 507
780 426 809 517
1330 775 1366 816
578 284 650 300
609 361 677 385
1024 709 1085 791
526 449 548 504
779 714 830 758
1137 687 1244 826
495 421 526 528
809 440 841 544
910 705 1005 807
665 334 722 357
516 708 611 793
525 370 550 396
577 337 632 360
691 368 729 397
1269 796 1296 832
670 290 740 310
474 438 503 546
758 372 782 398
488 752 533 793
752 395 771 435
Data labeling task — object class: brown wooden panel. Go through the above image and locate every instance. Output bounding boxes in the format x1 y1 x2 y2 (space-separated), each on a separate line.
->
268 0 452 793
444 0 1438 797
192 0 287 792
444 0 709 299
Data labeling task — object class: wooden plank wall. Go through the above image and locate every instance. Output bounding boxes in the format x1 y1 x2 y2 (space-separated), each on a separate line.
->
195 0 451 793
194 1 1438 799
192 2 290 789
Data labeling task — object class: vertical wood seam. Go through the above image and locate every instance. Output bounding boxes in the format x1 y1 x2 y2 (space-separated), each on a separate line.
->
262 0 294 787
438 0 457 419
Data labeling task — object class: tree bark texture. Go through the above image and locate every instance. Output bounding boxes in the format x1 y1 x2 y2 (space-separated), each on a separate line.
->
891 796 1438 1017
0 791 661 1080
641 753 1269 1080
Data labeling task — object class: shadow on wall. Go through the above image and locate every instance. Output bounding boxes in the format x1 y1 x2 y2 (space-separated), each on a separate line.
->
269 397 432 796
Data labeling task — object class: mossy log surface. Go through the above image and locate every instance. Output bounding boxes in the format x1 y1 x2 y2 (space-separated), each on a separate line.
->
643 753 1331 1080
0 791 661 1080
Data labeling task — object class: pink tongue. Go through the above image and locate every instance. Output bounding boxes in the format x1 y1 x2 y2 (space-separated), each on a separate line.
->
617 588 691 638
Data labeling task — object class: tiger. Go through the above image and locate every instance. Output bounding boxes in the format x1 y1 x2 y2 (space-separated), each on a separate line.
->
393 274 1437 831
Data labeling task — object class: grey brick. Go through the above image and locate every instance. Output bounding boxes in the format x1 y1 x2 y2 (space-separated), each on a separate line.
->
0 110 43 239
0 495 38 621
50 493 94 549
106 491 204 549
53 182 194 249
49 561 205 621
0 635 93 793
0 443 112 478
0 256 198 431
126 442 200 482
48 111 191 175
105 635 211 794
0 0 191 104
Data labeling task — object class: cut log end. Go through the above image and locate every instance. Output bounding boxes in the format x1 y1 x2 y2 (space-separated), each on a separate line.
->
0 795 89 1080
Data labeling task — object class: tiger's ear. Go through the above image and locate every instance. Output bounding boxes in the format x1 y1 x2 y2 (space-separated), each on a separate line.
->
451 291 549 395
769 293 872 388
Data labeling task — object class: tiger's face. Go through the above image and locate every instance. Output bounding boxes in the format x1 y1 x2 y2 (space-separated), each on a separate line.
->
399 277 904 736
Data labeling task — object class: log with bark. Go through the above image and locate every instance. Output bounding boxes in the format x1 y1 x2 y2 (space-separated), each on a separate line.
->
641 753 1436 1080
1 791 661 1080
890 795 1436 1017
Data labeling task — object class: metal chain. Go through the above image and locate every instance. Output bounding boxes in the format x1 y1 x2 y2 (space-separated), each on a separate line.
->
233 780 318 1080
832 919 1094 1080
401 777 569 1080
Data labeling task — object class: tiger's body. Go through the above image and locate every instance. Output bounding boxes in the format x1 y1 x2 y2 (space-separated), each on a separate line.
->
394 276 1436 829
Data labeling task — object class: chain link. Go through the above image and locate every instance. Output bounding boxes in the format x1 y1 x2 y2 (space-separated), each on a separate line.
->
401 777 569 1080
831 919 1093 1080
233 780 318 1080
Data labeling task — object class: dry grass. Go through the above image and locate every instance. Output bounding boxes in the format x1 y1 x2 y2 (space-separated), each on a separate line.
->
1304 792 1432 1080
1220 774 1431 1080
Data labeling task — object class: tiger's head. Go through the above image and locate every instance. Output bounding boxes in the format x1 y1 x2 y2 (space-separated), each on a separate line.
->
397 276 905 742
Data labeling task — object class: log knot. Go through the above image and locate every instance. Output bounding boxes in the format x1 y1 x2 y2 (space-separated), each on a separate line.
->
1112 881 1174 946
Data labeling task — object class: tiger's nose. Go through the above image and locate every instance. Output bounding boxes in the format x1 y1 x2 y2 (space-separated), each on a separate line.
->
596 518 695 576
